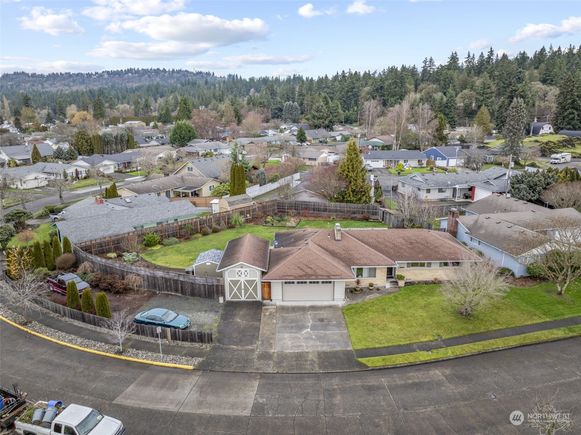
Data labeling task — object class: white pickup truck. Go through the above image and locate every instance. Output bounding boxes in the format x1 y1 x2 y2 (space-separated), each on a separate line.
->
15 402 124 435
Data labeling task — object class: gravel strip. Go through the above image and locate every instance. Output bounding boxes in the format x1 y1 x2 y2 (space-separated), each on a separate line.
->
0 306 201 367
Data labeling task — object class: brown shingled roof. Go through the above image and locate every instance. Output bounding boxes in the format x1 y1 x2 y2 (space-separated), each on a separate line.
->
216 234 270 271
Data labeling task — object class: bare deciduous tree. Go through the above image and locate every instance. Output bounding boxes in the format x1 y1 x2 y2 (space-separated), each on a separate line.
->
87 168 109 194
386 94 413 150
441 261 508 317
528 392 573 435
0 271 48 316
191 108 221 139
395 192 438 228
464 149 486 171
136 150 159 177
414 102 436 151
541 182 581 210
308 166 346 201
105 309 136 353
241 111 262 136
360 99 382 139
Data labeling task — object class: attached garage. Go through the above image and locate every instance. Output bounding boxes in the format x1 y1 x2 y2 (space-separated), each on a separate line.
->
282 281 334 302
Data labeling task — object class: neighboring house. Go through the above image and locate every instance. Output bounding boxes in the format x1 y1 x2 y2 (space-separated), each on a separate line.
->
364 150 427 169
74 151 141 174
297 148 340 166
450 207 581 277
211 194 255 213
0 143 54 165
56 194 209 244
181 141 231 157
1 162 88 189
173 155 230 180
397 167 511 201
305 129 330 143
424 146 466 167
215 226 479 304
118 174 219 198
236 134 295 146
189 249 223 277
138 145 176 160
530 121 554 136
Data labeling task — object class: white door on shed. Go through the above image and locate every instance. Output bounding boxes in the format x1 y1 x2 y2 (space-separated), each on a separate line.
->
282 281 334 302
225 267 260 301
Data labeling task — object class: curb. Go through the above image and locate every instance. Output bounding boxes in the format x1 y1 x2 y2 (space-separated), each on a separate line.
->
0 315 193 371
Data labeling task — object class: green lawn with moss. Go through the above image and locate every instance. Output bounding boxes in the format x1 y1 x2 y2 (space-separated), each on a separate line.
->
8 223 53 248
67 178 101 190
386 167 446 175
485 134 581 157
140 219 387 269
343 281 581 350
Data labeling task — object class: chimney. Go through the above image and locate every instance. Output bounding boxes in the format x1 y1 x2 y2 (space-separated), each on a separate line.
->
334 223 342 241
447 208 459 237
95 196 104 205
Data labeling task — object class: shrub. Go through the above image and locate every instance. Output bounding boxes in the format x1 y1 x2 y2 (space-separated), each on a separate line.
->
56 253 76 270
48 229 58 239
33 267 51 280
162 237 179 246
33 207 52 218
81 289 96 314
498 267 514 277
0 223 15 249
66 281 81 310
32 241 45 269
62 236 72 254
4 209 32 231
211 225 222 233
192 233 203 240
17 230 35 243
43 240 55 270
95 292 112 318
527 263 545 278
124 274 143 291
76 261 93 274
51 236 62 260
143 232 161 247
105 252 117 259
396 274 405 281
230 213 244 228
200 226 212 236
122 252 139 263
180 224 193 238
120 234 140 253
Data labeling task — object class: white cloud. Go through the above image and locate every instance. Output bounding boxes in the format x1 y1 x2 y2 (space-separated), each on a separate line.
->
83 0 184 21
468 38 490 50
19 7 83 36
0 57 101 74
90 12 268 59
187 54 311 70
511 16 581 43
298 3 333 18
347 1 376 15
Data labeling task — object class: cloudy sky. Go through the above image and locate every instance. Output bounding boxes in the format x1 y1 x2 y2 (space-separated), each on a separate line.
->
1 0 580 77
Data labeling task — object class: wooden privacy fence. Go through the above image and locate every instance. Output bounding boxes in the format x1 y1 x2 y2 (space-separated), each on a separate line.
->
74 248 224 299
35 297 213 344
275 200 381 219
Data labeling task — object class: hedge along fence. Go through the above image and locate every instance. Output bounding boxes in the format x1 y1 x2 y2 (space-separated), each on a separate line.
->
35 297 213 344
74 247 225 299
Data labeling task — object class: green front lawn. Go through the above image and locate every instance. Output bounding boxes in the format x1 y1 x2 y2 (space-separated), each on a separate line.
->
8 223 53 248
343 281 581 350
68 178 101 190
141 220 386 269
487 134 571 149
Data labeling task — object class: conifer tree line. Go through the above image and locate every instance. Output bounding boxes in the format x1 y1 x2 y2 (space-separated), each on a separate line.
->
6 236 74 279
1 46 579 133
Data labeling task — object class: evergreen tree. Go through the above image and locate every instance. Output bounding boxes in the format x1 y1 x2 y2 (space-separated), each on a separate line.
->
103 182 119 199
169 120 197 146
501 98 528 159
45 110 54 124
53 146 66 160
553 72 581 131
32 241 45 269
435 113 448 145
308 95 333 129
443 89 457 128
337 139 371 204
296 127 307 143
81 289 96 314
31 144 42 163
66 281 81 310
13 116 22 131
43 240 55 270
474 106 493 135
158 103 173 124
93 96 106 120
95 292 112 318
73 130 93 155
62 236 72 254
282 101 300 122
175 96 192 121
52 236 62 260
65 146 78 161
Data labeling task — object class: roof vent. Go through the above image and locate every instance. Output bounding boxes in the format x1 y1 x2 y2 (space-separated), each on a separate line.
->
334 223 342 241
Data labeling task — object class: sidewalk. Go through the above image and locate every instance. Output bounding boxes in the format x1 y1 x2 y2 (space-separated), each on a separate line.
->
354 315 581 358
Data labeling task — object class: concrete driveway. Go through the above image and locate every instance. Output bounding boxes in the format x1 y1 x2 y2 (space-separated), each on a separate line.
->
273 306 352 352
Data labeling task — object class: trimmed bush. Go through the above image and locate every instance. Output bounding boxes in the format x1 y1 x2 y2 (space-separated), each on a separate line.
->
43 240 55 270
76 261 93 274
4 209 32 231
396 274 405 281
66 281 81 310
124 274 143 291
81 289 96 314
95 292 112 318
122 252 139 263
105 252 117 258
192 233 203 240
51 236 62 259
33 267 51 280
498 267 514 277
62 236 73 254
143 232 161 247
200 226 212 236
211 225 222 233
527 263 545 278
56 253 76 270
32 241 45 269
230 213 244 228
162 237 179 246
0 223 16 249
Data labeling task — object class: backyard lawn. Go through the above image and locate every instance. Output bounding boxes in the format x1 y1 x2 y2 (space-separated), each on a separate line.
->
8 223 53 247
141 219 387 269
386 167 446 175
68 178 101 190
343 281 581 350
486 134 581 156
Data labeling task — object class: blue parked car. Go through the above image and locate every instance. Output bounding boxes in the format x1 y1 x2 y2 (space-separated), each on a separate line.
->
133 308 191 330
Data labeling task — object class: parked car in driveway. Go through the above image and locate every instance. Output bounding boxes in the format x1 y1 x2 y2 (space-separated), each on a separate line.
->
133 308 191 330
47 273 90 295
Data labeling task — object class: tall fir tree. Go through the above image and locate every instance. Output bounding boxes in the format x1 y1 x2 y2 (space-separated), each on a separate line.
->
93 96 106 120
32 241 45 269
501 98 528 160
31 144 42 163
553 72 581 131
337 139 371 204
296 127 307 143
474 106 493 135
435 113 448 145
62 236 73 254
175 96 192 121
43 240 55 270
81 289 96 314
52 236 62 261
66 281 81 310
158 103 173 124
104 182 119 199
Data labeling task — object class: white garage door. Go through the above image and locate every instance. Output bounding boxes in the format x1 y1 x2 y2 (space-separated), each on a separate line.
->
282 281 334 302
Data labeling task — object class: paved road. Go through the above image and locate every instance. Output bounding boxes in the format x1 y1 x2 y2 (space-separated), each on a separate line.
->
2 322 580 434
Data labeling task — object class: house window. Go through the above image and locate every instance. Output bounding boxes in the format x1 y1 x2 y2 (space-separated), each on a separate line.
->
296 281 307 284
309 281 320 284
409 262 426 268
355 267 376 278
187 166 193 172
438 188 446 193
398 263 407 268
451 262 461 267
284 281 296 284
321 281 332 284
439 262 449 267
426 189 431 193
209 185 214 191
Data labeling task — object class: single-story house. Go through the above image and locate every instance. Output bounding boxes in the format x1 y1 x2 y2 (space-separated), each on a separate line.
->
424 146 467 168
33 162 88 180
173 155 230 180
118 174 220 198
297 148 341 166
73 151 141 174
305 129 330 143
1 166 49 189
211 194 255 214
56 194 209 244
181 141 231 157
450 207 581 277
0 143 54 165
72 156 116 175
190 249 223 277
215 226 479 304
364 150 427 169
530 122 554 136
397 167 511 201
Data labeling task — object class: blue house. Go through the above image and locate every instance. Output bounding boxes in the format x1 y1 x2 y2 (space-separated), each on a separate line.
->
424 146 466 168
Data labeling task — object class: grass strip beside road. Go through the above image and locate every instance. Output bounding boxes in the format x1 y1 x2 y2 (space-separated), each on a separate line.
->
359 324 581 367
